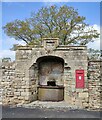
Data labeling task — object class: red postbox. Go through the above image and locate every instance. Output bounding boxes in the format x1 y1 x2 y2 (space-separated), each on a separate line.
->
75 70 84 88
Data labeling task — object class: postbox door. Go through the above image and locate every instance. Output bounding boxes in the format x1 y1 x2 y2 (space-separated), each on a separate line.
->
76 70 84 88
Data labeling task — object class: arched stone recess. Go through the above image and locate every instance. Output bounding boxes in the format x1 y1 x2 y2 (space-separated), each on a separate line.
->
28 54 67 69
25 52 68 80
36 55 65 101
22 49 69 102
36 55 64 86
27 55 66 101
23 49 71 102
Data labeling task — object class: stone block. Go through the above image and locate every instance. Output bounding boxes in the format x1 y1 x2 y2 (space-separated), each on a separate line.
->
79 93 88 98
14 92 21 96
83 103 89 107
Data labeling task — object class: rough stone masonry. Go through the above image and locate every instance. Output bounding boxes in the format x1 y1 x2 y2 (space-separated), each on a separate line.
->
0 38 101 110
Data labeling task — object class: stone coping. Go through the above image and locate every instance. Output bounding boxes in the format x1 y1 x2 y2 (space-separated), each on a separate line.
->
17 45 44 50
58 45 87 47
56 45 87 50
17 45 87 50
38 85 64 89
43 38 59 40
89 60 102 62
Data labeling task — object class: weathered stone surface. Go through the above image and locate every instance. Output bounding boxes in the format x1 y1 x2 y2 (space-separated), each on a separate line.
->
0 38 101 110
79 93 88 98
88 61 101 110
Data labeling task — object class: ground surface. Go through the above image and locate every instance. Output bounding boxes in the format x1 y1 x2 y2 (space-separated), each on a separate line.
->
1 101 102 118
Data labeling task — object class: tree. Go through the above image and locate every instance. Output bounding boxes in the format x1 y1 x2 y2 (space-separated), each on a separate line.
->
87 48 101 60
3 5 99 47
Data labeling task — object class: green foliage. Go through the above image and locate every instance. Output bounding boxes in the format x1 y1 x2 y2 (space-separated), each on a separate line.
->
3 5 99 46
2 57 11 62
87 48 101 60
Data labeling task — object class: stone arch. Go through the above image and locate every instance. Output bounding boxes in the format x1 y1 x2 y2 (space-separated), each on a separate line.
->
28 53 67 70
36 55 64 65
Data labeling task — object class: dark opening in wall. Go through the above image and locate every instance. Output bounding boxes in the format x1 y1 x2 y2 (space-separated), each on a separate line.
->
47 81 56 86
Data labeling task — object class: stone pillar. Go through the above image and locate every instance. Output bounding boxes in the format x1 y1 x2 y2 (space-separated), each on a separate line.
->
88 60 102 110
14 46 32 104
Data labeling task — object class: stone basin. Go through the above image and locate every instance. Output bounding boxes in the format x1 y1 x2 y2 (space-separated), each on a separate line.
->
38 85 64 101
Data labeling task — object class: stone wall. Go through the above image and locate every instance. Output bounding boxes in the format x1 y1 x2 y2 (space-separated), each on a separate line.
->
14 47 38 104
0 57 101 110
0 39 101 110
88 60 102 110
0 60 15 105
14 45 88 106
63 49 89 109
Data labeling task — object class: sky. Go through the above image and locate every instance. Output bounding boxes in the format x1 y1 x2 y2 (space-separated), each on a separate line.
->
0 2 101 60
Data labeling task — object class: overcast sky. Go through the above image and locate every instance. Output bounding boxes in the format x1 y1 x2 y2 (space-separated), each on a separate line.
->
0 2 100 60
